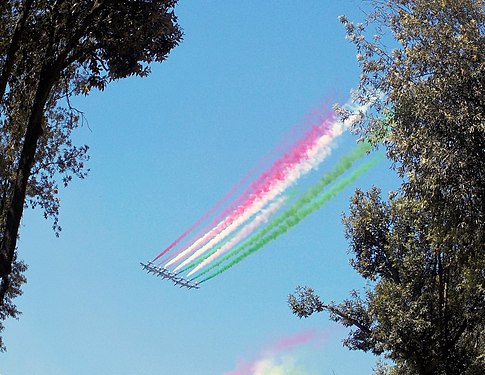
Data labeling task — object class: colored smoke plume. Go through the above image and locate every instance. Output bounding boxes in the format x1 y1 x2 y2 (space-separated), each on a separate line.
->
224 329 327 375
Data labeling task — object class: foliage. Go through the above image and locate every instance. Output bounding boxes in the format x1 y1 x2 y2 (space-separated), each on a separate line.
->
0 0 182 351
289 1 485 374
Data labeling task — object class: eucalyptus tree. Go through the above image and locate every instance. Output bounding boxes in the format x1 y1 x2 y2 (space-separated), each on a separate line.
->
0 0 182 350
289 1 485 374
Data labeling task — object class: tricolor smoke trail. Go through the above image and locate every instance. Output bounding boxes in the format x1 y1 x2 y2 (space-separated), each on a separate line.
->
143 102 380 288
152 175 248 262
188 196 288 276
187 141 373 278
164 114 341 269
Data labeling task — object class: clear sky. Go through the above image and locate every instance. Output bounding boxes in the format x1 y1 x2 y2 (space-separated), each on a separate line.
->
2 1 399 374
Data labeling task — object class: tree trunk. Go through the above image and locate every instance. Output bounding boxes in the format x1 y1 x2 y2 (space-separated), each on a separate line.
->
0 0 103 293
0 65 57 281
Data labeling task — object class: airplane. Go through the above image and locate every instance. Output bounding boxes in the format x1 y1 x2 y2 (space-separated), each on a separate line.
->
169 274 200 289
177 279 190 288
186 282 200 290
141 262 200 289
141 261 158 270
157 268 174 280
180 278 200 289
142 263 157 275
141 262 169 278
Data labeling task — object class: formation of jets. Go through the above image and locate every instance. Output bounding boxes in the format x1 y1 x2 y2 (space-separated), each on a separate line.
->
141 262 200 289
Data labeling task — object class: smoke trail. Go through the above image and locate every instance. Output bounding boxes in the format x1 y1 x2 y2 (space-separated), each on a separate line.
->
157 139 285 265
269 329 328 352
190 142 372 280
159 179 262 265
174 196 288 272
228 356 313 375
151 188 240 262
187 196 287 276
163 103 369 269
171 192 282 272
165 116 340 268
199 155 382 283
172 126 340 271
179 189 298 274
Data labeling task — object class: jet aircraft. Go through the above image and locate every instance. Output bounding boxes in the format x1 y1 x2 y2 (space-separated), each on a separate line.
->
141 262 200 289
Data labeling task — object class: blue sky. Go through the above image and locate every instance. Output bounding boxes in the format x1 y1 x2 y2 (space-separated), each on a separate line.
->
2 1 399 374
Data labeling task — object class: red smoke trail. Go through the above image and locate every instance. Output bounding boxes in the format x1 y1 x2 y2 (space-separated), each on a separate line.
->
160 175 259 264
165 111 336 268
159 172 266 265
152 166 257 262
269 329 326 352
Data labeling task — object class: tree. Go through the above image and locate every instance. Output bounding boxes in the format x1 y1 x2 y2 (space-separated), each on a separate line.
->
289 1 485 374
0 0 182 351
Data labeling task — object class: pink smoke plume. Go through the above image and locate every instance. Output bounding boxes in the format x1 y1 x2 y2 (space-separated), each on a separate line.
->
224 328 329 375
165 112 337 269
269 329 327 352
152 160 260 263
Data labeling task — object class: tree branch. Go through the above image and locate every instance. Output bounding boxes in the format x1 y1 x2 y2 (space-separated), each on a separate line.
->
321 302 373 335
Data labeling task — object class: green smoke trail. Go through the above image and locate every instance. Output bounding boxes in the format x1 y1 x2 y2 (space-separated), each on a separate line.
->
199 155 381 283
191 142 374 281
179 242 220 273
192 143 373 281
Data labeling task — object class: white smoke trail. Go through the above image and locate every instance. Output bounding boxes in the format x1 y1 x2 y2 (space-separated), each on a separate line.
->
173 194 277 272
166 103 368 270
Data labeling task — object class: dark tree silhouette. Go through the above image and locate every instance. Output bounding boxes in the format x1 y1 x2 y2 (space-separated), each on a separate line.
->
0 0 182 350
